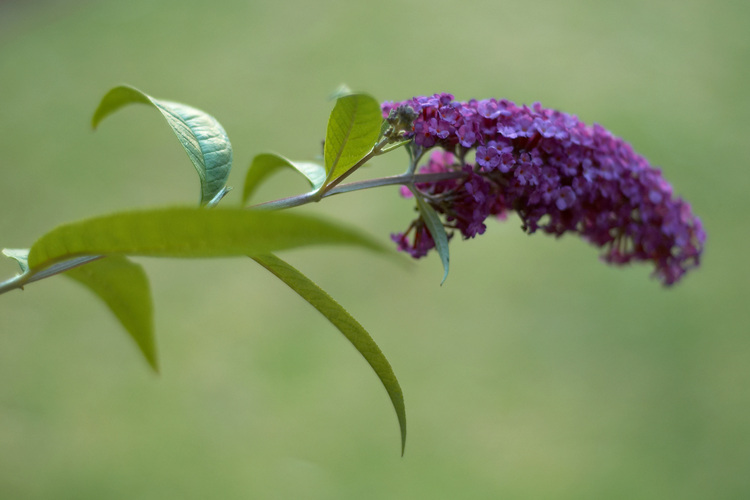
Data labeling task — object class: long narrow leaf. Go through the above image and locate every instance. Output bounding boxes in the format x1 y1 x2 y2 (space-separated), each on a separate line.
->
27 207 388 271
92 85 232 205
323 93 382 186
243 153 326 204
64 256 157 371
251 253 406 455
410 187 450 284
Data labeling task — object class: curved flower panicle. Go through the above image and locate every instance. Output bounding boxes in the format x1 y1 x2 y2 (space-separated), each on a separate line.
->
383 94 706 286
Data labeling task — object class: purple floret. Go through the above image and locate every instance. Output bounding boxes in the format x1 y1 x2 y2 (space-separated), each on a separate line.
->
382 94 706 285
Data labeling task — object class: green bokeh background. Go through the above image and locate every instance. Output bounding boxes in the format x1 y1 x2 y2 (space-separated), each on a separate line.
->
1 0 747 498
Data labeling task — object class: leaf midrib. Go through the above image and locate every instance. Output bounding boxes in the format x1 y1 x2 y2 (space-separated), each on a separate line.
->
330 99 358 173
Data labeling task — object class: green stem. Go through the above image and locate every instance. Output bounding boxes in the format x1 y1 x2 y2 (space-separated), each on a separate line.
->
1 162 469 293
0 255 104 296
0 274 24 295
321 137 391 195
250 170 467 210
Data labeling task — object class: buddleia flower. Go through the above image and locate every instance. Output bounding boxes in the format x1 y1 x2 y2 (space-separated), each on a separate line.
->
382 94 705 285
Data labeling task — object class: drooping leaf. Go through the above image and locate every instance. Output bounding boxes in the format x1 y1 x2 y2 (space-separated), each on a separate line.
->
251 253 406 455
323 93 382 186
410 187 450 284
64 256 157 371
243 153 326 204
2 248 30 274
92 85 232 205
27 207 388 271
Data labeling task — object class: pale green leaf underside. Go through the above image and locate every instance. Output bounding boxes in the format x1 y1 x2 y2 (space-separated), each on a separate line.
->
411 187 450 284
64 256 157 371
92 85 232 205
251 253 406 455
27 207 387 271
243 153 326 204
328 83 354 101
323 93 382 185
2 248 30 274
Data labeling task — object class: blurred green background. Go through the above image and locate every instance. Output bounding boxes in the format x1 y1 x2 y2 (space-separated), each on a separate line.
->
1 0 747 498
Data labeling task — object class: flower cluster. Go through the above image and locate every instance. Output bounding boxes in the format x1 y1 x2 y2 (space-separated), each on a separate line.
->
384 94 705 285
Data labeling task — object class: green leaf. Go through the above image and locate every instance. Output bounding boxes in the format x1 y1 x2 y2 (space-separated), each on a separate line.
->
379 138 412 154
27 207 388 271
243 153 326 204
251 253 406 455
323 93 382 186
64 256 157 371
2 248 30 274
377 118 391 141
92 85 232 205
410 187 450 285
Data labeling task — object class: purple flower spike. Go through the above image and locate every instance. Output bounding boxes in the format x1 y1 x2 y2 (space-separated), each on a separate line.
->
382 94 706 285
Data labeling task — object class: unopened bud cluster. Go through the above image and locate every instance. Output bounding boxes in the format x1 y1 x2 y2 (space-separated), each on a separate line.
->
383 105 419 141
